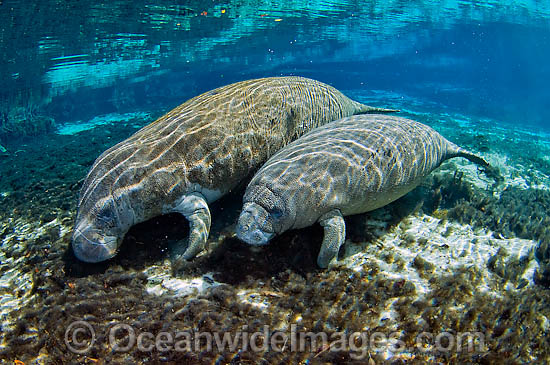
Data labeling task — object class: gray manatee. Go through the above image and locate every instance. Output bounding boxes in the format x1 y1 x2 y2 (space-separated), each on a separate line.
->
72 76 396 263
236 114 491 268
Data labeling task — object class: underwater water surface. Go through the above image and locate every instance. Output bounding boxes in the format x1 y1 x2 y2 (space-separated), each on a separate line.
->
1 0 550 363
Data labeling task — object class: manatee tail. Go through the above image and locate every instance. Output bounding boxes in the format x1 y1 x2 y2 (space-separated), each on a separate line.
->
453 148 489 167
447 144 503 184
352 100 399 114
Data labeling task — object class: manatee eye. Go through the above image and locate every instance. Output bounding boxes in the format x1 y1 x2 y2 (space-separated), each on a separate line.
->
96 206 116 227
271 207 283 219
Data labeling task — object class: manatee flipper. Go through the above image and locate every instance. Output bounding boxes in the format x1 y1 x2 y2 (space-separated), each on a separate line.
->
317 209 346 268
172 193 212 260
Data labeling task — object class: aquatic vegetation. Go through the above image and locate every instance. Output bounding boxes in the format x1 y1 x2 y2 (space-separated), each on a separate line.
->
0 107 55 140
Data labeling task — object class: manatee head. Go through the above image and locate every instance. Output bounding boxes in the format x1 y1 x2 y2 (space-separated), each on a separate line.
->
236 185 293 246
71 133 191 263
72 193 136 263
71 143 147 263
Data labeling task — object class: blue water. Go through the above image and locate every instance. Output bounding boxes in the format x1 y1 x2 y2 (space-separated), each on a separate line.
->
1 0 549 131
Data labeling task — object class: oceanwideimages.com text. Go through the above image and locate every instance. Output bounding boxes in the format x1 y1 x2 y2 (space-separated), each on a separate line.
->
65 320 486 359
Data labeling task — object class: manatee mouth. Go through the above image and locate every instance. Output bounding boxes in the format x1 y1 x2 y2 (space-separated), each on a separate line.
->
236 205 275 246
72 227 118 263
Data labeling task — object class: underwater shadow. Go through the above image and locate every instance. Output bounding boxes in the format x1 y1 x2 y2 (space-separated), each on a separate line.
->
188 226 325 285
63 212 189 278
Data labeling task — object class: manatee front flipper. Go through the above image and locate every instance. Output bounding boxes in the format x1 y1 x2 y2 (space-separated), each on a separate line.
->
317 209 346 268
172 193 212 261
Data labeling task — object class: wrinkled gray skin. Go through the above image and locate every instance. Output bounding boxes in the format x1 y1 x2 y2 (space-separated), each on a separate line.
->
72 76 396 263
237 114 491 268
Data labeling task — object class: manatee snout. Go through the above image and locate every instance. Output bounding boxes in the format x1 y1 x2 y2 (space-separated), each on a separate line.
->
72 194 136 263
236 202 275 246
72 221 119 263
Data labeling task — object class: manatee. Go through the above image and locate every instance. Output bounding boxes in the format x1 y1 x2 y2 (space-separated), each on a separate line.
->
236 114 492 268
72 76 396 263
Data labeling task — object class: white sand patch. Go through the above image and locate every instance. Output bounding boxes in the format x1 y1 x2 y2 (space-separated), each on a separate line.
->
236 288 279 311
143 262 220 297
342 214 538 297
143 262 284 313
56 112 150 135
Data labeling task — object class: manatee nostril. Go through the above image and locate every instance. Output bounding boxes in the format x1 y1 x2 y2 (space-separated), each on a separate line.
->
253 232 262 242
